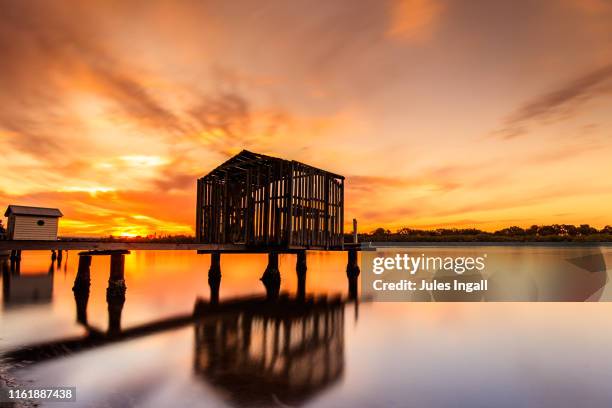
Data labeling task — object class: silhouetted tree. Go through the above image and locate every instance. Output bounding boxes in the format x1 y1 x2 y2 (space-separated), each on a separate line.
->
562 224 578 236
495 226 526 236
578 224 597 235
355 223 611 242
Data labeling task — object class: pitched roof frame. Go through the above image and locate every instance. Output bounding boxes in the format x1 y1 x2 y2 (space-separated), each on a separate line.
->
4 205 63 217
203 150 344 181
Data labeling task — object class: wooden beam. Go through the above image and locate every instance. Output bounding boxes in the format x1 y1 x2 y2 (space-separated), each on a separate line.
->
79 250 130 256
287 162 294 246
195 178 203 242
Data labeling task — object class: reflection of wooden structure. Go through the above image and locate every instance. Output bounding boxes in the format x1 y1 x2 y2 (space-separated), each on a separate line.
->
194 296 345 406
196 150 345 249
2 258 54 306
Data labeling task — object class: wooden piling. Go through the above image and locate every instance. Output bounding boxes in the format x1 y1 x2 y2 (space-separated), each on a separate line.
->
74 255 92 290
261 252 281 300
107 253 127 298
209 253 221 304
10 250 21 261
9 250 20 273
296 251 307 300
346 249 360 299
107 253 126 335
109 253 125 282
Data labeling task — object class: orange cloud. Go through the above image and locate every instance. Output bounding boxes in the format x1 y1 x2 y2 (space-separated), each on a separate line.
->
386 0 445 41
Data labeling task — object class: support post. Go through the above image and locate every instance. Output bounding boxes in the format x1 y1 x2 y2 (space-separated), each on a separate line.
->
10 250 22 261
9 250 20 273
261 252 281 300
346 249 360 299
108 253 126 292
352 218 358 244
73 255 91 325
208 253 221 304
296 250 307 300
57 250 63 267
107 253 126 335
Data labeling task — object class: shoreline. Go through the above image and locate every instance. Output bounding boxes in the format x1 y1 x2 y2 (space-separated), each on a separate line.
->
360 241 612 247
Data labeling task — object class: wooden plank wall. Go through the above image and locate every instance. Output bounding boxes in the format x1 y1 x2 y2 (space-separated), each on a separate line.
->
290 163 343 248
9 216 59 241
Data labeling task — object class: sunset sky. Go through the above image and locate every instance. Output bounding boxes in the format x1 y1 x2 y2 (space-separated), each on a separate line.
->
1 0 612 236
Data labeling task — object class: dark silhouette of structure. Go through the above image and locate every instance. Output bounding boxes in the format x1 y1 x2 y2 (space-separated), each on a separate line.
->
2 255 54 307
193 296 345 407
3 284 347 408
196 150 345 249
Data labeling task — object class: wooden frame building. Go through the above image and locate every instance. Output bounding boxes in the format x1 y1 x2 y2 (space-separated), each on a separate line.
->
196 150 344 249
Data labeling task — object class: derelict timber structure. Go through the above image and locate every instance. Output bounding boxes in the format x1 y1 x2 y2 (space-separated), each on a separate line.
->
196 150 345 250
1 150 361 304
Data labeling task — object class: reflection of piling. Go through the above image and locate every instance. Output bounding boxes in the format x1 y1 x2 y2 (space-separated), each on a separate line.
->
51 250 57 262
346 249 360 299
73 255 91 325
296 251 307 300
107 253 126 335
209 253 221 304
261 252 281 300
241 313 252 351
57 250 63 268
107 293 125 336
2 259 9 302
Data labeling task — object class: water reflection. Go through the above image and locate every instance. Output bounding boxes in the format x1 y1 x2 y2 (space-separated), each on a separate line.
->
2 255 54 307
194 296 345 407
5 248 612 407
4 291 347 407
3 251 348 407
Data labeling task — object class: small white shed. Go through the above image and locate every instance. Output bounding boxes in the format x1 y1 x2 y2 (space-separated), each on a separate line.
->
4 205 63 241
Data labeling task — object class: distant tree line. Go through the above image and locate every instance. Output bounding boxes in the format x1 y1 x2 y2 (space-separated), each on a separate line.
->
350 224 612 242
60 234 196 243
57 224 612 243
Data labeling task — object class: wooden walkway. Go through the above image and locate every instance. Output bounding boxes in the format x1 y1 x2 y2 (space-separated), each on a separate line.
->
0 240 364 252
1 240 364 301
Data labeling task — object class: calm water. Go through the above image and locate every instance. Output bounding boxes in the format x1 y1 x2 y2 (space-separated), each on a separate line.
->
2 248 612 407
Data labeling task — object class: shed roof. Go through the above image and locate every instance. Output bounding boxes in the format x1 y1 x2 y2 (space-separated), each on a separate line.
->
203 150 344 180
4 205 63 218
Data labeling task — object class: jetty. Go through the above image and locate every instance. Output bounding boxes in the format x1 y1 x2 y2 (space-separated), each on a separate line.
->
1 150 364 301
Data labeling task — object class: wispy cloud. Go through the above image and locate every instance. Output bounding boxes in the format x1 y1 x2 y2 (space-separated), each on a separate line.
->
386 0 445 42
495 63 612 138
